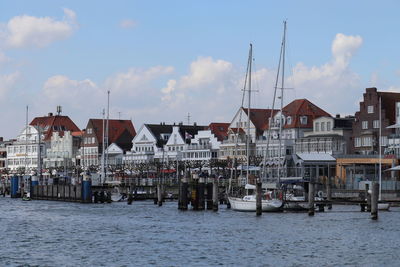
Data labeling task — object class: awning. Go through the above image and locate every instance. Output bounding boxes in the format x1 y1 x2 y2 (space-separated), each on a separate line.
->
385 165 400 171
296 153 336 162
387 123 400 129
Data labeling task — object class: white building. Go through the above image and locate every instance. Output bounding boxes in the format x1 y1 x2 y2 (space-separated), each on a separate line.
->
182 130 220 162
44 131 81 168
7 125 45 171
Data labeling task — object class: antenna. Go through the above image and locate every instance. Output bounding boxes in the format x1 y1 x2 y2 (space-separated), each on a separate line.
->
56 105 62 115
187 113 191 125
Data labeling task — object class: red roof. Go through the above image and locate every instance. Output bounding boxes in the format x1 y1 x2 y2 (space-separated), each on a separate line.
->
282 99 331 128
30 115 80 141
87 119 136 146
242 108 279 134
208 122 230 141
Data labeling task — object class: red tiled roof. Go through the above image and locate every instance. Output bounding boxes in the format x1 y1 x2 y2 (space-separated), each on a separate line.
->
87 119 136 145
282 99 331 128
30 115 80 141
208 122 230 141
72 131 84 137
242 108 279 134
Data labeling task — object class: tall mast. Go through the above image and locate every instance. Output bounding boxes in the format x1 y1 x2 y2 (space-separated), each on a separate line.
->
25 106 28 174
101 108 105 184
379 96 382 201
277 20 287 185
105 90 110 181
246 44 252 185
229 44 251 193
262 22 285 183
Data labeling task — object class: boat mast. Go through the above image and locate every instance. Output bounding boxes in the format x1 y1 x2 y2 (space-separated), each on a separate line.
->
101 108 106 184
25 106 28 175
229 44 251 192
105 90 110 182
246 44 253 185
277 20 287 185
262 22 284 183
379 96 382 201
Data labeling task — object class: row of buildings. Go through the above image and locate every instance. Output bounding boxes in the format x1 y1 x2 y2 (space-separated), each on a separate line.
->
1 87 400 189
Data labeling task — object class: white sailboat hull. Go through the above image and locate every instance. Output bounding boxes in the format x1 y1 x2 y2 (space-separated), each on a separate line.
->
378 203 390 211
228 196 282 212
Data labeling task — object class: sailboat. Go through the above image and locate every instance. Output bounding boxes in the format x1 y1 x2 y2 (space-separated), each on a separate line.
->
377 96 390 211
228 43 283 212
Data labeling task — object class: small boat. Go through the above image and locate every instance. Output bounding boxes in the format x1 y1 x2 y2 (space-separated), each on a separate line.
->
378 202 390 211
110 187 123 202
284 193 323 211
22 192 31 201
228 195 282 212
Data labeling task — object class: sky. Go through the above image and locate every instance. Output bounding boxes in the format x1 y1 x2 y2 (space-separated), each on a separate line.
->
1 0 400 139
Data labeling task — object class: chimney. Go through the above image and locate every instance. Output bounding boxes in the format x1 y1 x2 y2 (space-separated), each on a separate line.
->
48 112 53 117
0 137 3 142
336 114 340 118
194 122 197 126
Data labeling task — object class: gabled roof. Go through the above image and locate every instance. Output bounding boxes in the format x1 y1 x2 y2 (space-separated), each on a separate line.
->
88 119 136 145
208 122 230 141
30 115 80 141
242 108 279 134
145 123 207 147
282 99 331 128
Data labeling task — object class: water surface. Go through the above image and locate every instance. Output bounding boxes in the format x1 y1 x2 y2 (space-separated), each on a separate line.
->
1 198 399 266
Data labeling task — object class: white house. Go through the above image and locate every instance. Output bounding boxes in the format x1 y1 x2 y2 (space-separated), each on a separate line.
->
7 125 45 171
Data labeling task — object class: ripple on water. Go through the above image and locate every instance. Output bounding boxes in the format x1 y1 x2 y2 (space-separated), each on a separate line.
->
1 199 400 266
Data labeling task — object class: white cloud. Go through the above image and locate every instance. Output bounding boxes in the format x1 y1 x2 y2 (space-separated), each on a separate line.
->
286 33 364 115
2 8 77 48
105 66 174 96
0 71 20 99
119 19 136 29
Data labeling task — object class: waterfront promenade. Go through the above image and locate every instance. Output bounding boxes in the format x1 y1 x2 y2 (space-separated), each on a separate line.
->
1 198 400 266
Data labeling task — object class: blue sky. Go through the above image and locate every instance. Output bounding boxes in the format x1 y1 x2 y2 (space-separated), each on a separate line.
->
0 0 400 138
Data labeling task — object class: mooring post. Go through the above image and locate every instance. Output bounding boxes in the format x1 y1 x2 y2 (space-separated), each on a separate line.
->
157 183 162 206
206 180 213 210
308 182 315 216
366 184 371 212
181 175 189 210
198 176 205 210
256 181 262 216
326 176 332 210
371 182 379 220
212 176 219 212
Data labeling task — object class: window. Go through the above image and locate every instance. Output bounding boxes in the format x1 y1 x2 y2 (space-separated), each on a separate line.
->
362 121 368 129
327 121 331 131
355 138 361 147
321 122 325 131
373 120 380 129
315 122 320 132
87 128 93 134
287 116 292 125
368 105 374 114
300 116 307 125
362 137 372 147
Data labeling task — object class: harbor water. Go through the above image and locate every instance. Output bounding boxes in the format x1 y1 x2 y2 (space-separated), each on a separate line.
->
1 198 400 266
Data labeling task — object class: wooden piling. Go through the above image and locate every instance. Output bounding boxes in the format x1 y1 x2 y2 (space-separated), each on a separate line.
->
157 183 163 206
308 182 315 216
366 184 371 212
256 182 262 216
206 182 213 210
181 178 188 210
326 177 332 210
371 182 379 220
198 177 205 210
212 177 219 212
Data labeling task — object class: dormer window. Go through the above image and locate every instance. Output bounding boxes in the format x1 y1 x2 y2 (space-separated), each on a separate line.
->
300 116 308 125
287 116 292 125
